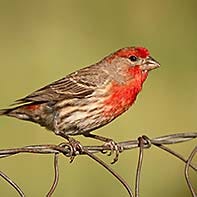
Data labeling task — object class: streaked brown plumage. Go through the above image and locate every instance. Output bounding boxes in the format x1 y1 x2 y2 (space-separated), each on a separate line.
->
0 47 160 143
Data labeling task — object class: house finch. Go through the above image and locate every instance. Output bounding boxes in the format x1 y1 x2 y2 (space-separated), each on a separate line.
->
0 47 160 160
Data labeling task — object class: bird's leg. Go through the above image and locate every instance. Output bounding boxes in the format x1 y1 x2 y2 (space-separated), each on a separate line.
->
83 132 123 164
53 114 83 162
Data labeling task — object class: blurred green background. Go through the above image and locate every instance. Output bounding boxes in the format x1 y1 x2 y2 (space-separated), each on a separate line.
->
0 0 196 196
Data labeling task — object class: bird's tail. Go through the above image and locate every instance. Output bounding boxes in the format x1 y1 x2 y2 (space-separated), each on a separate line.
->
0 104 41 121
0 109 11 115
0 103 53 130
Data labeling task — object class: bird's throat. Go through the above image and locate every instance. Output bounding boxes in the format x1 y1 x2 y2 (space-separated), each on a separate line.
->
103 71 148 118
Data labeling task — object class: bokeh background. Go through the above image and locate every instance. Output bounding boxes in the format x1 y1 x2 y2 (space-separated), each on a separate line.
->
0 0 196 196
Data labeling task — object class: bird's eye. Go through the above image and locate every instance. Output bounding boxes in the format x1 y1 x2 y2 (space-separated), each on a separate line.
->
129 56 137 62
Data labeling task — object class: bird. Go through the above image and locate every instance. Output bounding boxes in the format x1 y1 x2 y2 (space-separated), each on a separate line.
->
0 47 160 161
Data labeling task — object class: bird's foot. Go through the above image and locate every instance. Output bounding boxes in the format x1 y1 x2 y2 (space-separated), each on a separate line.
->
54 129 84 162
82 132 123 164
59 137 84 163
104 140 123 164
68 137 84 163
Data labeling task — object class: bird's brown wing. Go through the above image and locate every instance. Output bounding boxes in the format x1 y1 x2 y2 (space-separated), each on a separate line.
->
14 66 109 104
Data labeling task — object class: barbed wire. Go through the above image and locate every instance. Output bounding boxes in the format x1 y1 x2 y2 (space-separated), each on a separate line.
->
0 132 196 197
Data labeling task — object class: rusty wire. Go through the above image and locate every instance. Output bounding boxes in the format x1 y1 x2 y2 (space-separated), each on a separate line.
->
0 132 196 197
184 146 197 196
46 153 59 197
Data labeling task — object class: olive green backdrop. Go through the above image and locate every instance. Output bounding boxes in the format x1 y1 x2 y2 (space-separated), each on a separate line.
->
0 0 196 196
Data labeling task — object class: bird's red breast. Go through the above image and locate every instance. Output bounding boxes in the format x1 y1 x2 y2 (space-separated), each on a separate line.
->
103 66 148 118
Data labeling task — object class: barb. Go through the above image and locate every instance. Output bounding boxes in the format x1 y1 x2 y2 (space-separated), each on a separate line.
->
0 132 196 196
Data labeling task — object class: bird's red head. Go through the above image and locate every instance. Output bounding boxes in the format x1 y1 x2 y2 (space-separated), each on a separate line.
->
114 47 150 59
106 47 160 75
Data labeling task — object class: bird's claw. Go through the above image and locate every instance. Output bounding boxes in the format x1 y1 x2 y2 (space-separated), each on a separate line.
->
60 138 84 163
104 140 123 164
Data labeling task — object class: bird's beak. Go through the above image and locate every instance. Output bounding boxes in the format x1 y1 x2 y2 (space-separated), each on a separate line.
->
140 56 160 72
